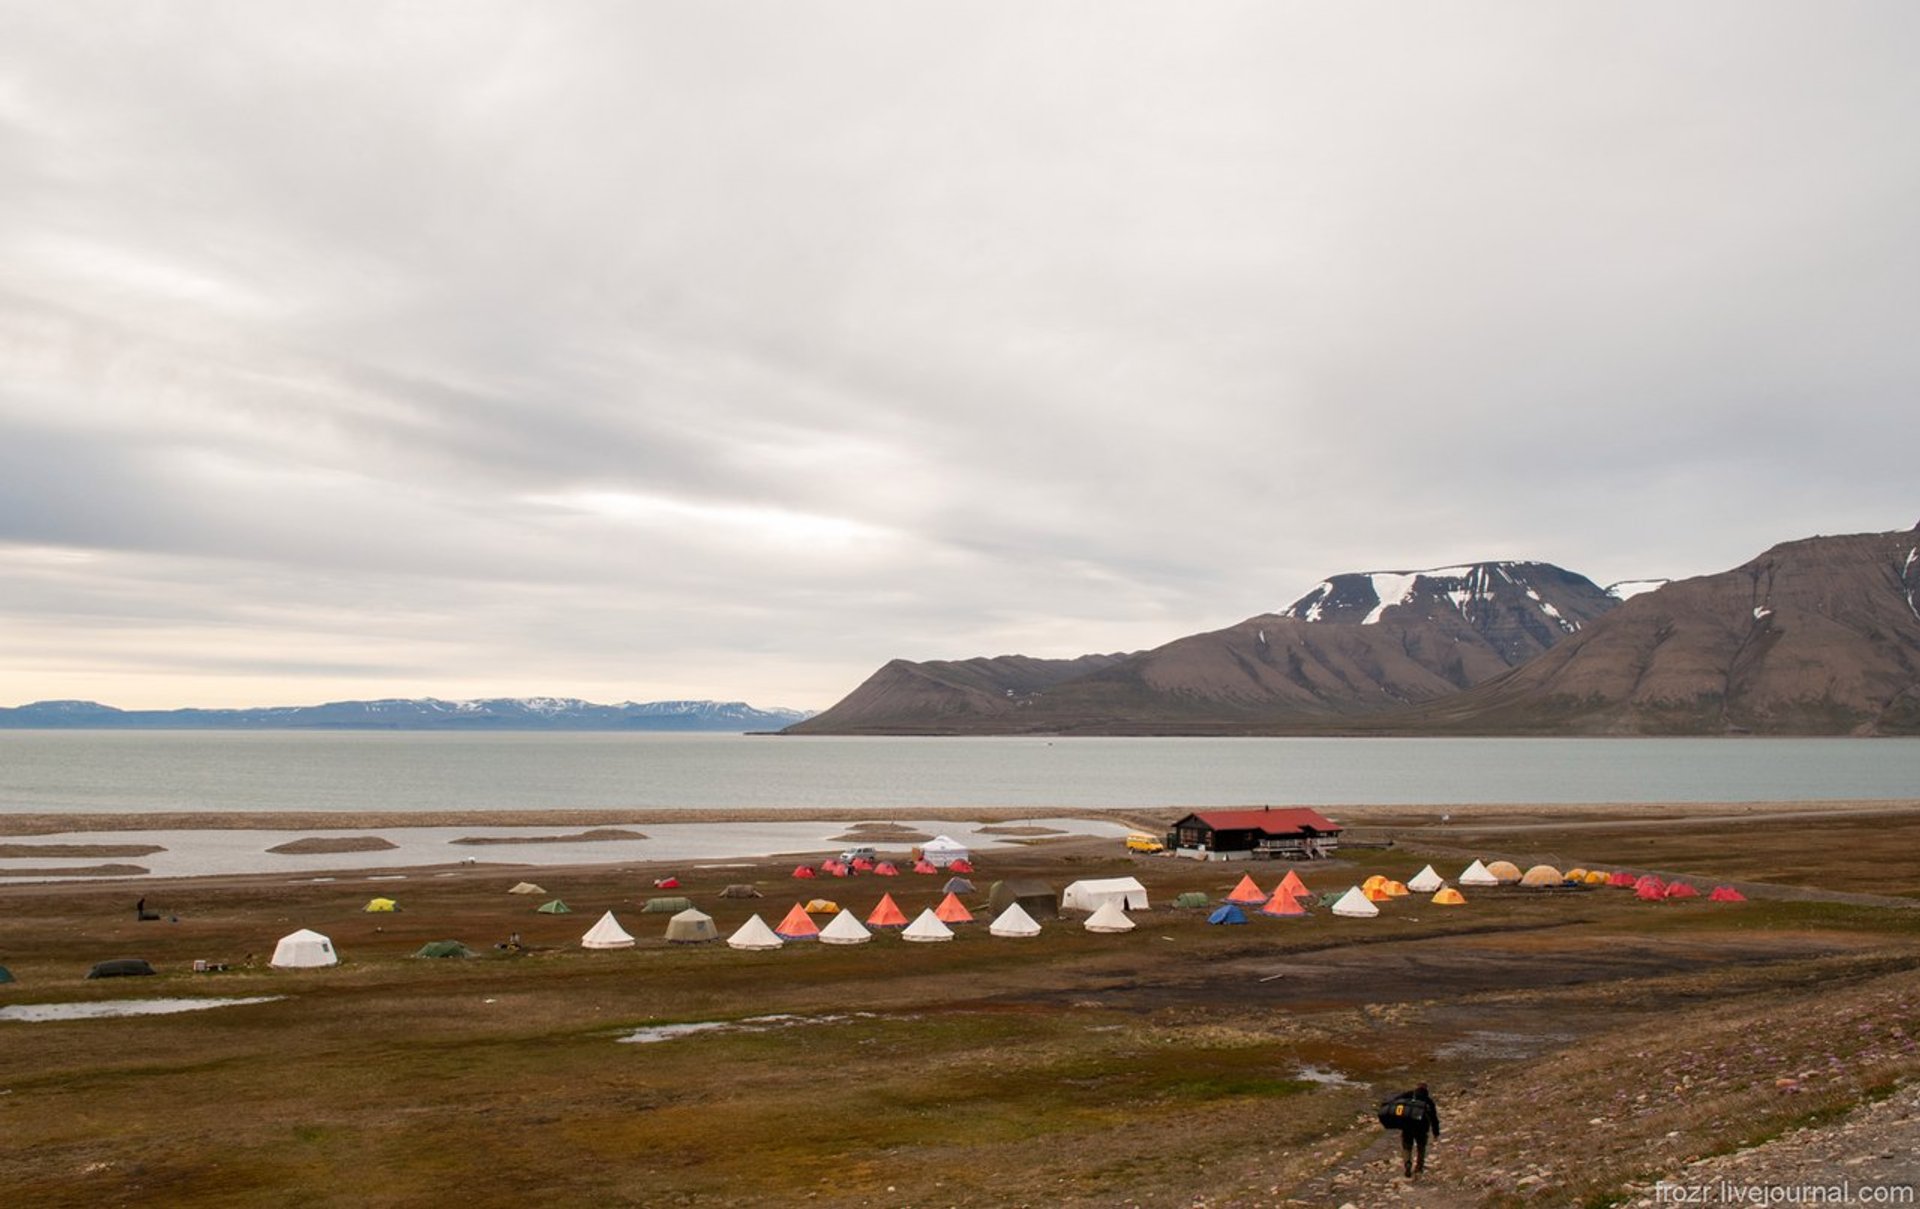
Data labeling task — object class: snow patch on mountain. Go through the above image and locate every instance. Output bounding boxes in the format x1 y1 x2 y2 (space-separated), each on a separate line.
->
1607 579 1669 601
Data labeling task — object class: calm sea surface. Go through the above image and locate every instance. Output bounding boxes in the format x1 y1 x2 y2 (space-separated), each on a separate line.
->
0 732 1915 815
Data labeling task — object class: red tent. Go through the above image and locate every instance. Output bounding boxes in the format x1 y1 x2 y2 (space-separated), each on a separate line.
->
912 860 937 875
933 892 974 924
949 859 975 874
653 877 680 889
866 893 909 928
851 858 874 872
1608 871 1637 888
1633 875 1665 895
774 903 820 940
1260 888 1306 918
1226 874 1267 906
1635 881 1665 901
1664 881 1699 899
1708 886 1747 902
792 865 816 879
873 862 900 876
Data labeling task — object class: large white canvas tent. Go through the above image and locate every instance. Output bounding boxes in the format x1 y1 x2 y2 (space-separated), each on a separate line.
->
818 911 873 945
1062 877 1149 912
989 903 1042 938
1458 859 1499 887
727 914 784 951
901 908 955 942
581 910 636 950
1406 865 1445 893
920 835 970 868
1083 900 1136 933
270 928 337 969
1330 886 1380 917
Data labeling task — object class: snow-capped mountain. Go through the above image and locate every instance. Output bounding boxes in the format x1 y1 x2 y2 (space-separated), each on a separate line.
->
1277 561 1619 665
0 697 814 731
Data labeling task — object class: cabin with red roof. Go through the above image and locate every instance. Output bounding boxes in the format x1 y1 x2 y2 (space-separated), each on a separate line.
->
1166 807 1343 861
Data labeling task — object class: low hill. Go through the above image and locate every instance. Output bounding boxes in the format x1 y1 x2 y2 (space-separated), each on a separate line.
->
0 697 814 732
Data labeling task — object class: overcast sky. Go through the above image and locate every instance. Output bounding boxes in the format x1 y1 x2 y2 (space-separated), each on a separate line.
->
2 3 1917 710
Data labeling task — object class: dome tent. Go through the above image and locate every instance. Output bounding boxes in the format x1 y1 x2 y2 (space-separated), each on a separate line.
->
1431 887 1467 906
1172 892 1211 909
536 899 571 914
663 909 720 944
1207 903 1248 925
727 914 784 951
414 940 476 959
1519 864 1564 888
1484 861 1523 884
942 877 976 897
86 958 155 979
1709 886 1747 902
363 898 399 913
270 928 337 969
643 897 692 914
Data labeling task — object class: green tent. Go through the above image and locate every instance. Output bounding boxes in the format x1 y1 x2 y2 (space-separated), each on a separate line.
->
642 896 692 914
1172 892 1211 909
536 899 571 914
1318 891 1345 908
413 940 476 959
0 964 14 983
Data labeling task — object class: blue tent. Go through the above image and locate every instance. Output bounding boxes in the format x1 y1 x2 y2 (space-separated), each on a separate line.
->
1207 904 1248 926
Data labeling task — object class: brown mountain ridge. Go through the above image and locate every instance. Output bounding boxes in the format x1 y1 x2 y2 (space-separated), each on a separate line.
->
788 527 1920 736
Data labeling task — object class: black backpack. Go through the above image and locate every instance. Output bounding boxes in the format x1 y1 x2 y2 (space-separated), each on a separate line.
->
1378 1095 1429 1130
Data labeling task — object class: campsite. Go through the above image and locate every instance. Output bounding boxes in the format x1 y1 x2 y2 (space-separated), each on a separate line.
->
1 800 1918 1206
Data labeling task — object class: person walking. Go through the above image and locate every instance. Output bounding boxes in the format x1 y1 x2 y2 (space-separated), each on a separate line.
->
1381 1082 1441 1177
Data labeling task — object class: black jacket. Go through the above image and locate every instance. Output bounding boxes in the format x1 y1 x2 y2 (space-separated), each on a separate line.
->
1392 1087 1440 1139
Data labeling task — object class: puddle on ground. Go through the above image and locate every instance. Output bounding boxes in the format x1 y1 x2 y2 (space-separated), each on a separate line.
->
1295 1065 1359 1086
618 1011 873 1044
1433 1029 1576 1061
0 997 285 1022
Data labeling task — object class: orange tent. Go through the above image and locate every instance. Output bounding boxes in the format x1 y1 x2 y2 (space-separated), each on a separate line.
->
1226 874 1267 906
774 903 820 940
1260 889 1306 917
934 892 974 924
1431 887 1467 906
1362 874 1388 892
1278 870 1309 900
1384 881 1409 897
866 894 909 928
912 860 937 875
1364 885 1393 903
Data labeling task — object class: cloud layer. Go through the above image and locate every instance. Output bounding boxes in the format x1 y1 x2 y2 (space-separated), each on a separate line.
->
2 3 1916 708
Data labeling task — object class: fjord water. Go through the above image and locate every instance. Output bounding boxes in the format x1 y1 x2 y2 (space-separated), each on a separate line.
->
0 732 1915 815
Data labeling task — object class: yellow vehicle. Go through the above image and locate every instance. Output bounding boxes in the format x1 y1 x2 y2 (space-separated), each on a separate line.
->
1124 832 1166 854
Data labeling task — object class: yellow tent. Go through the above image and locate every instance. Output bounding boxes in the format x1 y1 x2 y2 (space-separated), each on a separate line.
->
1485 860 1523 884
1431 887 1467 906
1519 864 1564 887
1566 868 1589 881
1582 870 1608 885
1362 874 1389 892
1384 880 1409 897
803 899 840 914
363 897 398 913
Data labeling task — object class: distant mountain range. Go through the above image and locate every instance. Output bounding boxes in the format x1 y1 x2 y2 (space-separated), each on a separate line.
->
0 697 814 732
788 525 1920 736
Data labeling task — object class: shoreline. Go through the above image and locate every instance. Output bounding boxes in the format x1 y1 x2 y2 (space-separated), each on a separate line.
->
1 797 1916 836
